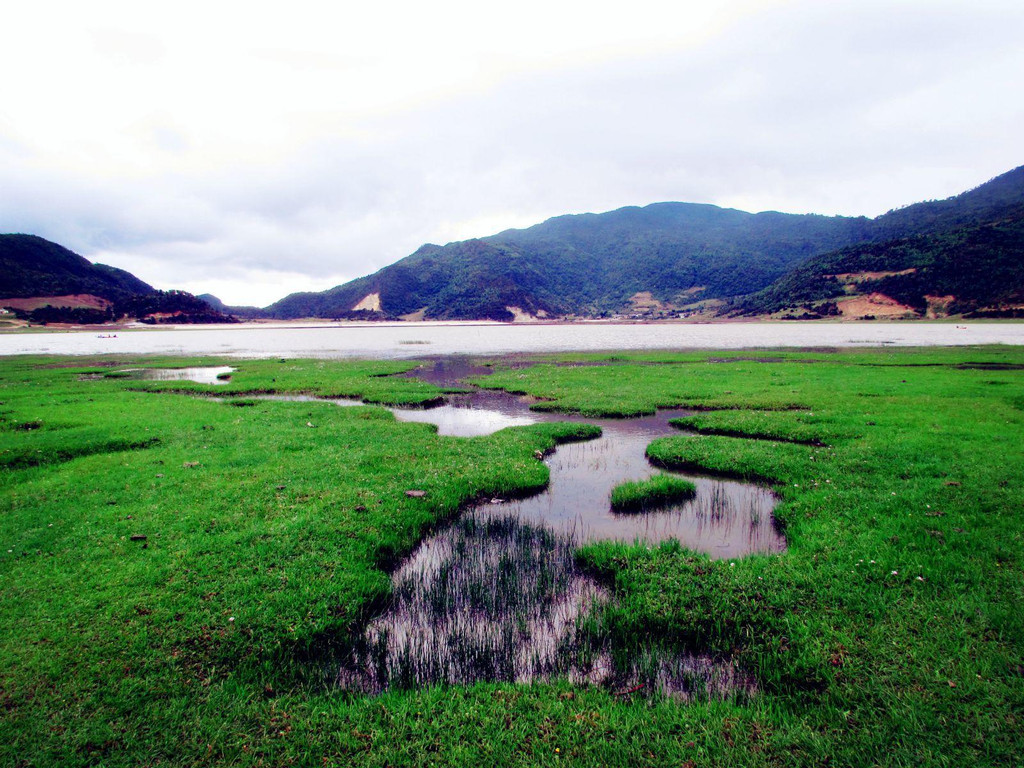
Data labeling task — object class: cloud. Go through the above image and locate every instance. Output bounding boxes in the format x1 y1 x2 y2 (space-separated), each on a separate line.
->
1 0 1022 306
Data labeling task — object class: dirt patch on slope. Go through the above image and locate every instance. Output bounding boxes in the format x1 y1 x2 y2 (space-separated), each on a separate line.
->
838 293 917 318
0 294 112 311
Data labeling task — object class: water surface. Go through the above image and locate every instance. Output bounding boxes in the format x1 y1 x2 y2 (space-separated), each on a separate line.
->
268 386 784 555
229 359 784 695
4 320 1020 358
120 366 234 385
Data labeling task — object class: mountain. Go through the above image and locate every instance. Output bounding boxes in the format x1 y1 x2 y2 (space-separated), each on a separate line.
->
268 165 1024 321
197 294 267 320
0 234 154 300
733 166 1024 318
268 205 875 320
0 234 236 325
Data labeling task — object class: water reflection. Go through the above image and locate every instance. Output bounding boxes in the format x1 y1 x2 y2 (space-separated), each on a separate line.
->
388 385 784 556
247 384 784 555
317 360 785 695
391 391 541 437
338 511 756 699
339 514 610 692
486 417 783 556
118 366 234 385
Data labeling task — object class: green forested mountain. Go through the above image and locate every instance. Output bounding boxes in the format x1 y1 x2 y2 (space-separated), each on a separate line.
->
0 234 154 300
8 165 1023 323
872 165 1024 239
197 294 265 320
735 168 1024 317
268 165 1024 320
268 205 874 320
0 234 236 324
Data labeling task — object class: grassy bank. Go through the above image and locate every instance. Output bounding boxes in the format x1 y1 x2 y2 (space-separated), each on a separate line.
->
2 348 1023 766
610 475 697 511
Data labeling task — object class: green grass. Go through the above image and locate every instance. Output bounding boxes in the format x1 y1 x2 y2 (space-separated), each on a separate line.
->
610 474 697 511
1 348 1023 766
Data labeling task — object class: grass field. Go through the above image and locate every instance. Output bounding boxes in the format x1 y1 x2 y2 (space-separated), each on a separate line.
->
1 347 1022 766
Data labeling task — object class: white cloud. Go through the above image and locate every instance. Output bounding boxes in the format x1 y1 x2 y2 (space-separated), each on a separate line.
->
1 0 1022 305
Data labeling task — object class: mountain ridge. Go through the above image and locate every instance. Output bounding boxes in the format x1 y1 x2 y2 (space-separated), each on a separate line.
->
268 164 1024 321
0 234 236 325
6 165 1023 323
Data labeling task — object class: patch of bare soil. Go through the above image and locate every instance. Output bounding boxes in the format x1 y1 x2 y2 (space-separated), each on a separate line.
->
828 268 917 282
352 292 382 312
0 294 111 311
399 307 428 321
925 295 957 319
628 291 664 310
838 293 917 319
506 306 545 322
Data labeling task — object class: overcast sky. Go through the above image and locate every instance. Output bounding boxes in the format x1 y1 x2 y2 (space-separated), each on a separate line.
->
2 0 1022 306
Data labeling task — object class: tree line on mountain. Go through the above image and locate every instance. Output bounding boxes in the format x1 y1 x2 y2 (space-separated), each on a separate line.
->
8 290 238 325
0 235 237 324
731 204 1024 316
268 165 1024 321
5 164 1024 322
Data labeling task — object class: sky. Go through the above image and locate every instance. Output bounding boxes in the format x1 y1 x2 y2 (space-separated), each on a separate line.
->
2 0 1023 307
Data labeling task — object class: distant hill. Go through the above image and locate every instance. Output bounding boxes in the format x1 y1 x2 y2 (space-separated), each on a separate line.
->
198 294 267 320
267 165 1024 321
0 234 236 325
733 167 1024 318
267 206 875 320
0 234 154 300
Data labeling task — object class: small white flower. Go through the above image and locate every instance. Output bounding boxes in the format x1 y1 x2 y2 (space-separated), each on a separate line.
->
729 562 735 568
229 617 235 622
891 570 898 576
916 576 924 582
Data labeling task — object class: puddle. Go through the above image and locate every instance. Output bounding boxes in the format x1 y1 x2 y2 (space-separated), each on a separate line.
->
330 358 783 698
391 390 542 437
251 385 782 555
339 513 607 692
112 366 235 385
402 355 497 388
337 512 754 699
471 402 783 554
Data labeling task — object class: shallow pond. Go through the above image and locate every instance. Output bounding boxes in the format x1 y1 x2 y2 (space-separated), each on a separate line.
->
115 366 234 385
338 512 756 698
394 388 783 554
6 320 1022 358
257 382 784 555
319 359 784 696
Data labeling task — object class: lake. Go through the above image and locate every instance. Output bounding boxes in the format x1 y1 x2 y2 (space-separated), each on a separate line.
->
1 320 1022 358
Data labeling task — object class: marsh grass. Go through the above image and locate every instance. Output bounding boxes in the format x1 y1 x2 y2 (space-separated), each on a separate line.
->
339 514 607 691
2 348 1024 766
339 512 750 701
610 474 697 511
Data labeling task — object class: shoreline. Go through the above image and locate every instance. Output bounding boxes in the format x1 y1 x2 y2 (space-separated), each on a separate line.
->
0 314 1011 335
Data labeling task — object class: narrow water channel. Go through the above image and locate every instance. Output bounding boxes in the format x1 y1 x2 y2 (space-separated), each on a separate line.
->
134 362 784 697
392 390 783 555
342 358 784 697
